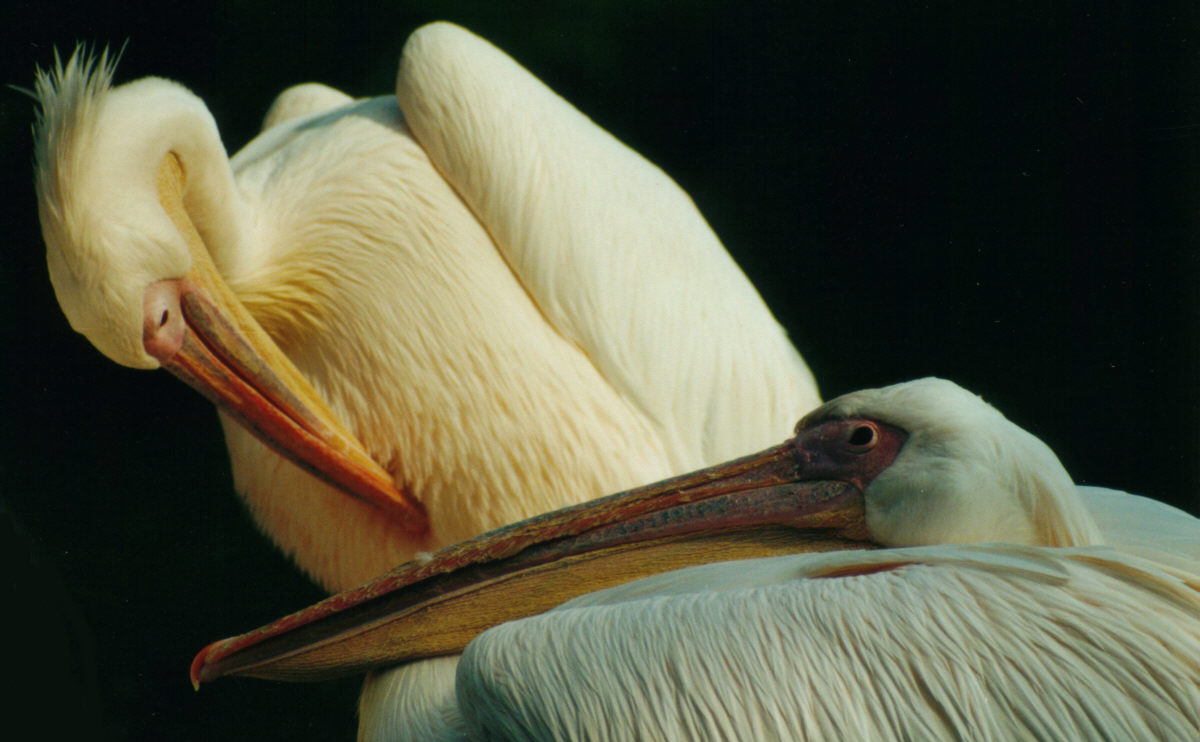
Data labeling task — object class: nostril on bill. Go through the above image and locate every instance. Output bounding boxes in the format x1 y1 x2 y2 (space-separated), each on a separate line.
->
143 279 186 362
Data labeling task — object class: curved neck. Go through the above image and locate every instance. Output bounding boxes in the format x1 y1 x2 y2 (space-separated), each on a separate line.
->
164 108 250 278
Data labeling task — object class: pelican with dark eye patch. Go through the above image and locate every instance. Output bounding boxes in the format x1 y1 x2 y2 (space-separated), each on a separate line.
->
193 378 1200 741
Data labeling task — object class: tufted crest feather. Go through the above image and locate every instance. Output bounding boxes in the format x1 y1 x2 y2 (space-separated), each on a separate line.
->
33 47 119 323
33 46 119 223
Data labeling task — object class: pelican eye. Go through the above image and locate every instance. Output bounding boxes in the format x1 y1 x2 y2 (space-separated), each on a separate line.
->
847 424 877 449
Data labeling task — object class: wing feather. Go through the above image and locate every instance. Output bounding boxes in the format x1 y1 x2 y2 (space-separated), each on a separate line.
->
394 23 820 471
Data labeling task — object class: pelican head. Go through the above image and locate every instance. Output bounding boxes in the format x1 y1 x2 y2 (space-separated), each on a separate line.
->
35 51 203 369
32 49 427 534
796 377 1102 548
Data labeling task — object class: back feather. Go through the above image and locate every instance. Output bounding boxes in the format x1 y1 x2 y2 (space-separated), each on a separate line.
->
459 545 1200 741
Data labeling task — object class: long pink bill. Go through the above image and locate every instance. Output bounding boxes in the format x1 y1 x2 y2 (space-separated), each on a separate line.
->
191 434 882 686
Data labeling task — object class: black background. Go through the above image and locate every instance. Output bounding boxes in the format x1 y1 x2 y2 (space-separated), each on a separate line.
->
1 1 1197 739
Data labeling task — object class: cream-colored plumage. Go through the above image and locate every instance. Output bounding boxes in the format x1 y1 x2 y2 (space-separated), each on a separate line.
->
33 23 819 593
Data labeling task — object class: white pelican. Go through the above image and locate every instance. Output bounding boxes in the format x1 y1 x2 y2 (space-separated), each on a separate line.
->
33 21 819 595
193 378 1200 741
33 22 821 741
